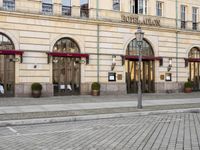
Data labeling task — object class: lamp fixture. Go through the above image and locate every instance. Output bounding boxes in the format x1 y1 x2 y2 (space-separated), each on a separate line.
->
167 58 172 72
111 55 116 71
52 59 58 63
9 58 20 62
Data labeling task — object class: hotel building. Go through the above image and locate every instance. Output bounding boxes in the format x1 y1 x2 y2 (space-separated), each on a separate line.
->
0 0 200 97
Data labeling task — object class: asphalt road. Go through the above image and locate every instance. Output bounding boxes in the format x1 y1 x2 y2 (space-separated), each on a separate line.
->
0 113 200 150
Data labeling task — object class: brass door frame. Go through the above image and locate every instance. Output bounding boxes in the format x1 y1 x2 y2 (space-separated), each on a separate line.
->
189 61 200 91
126 60 155 93
0 55 15 97
53 57 81 96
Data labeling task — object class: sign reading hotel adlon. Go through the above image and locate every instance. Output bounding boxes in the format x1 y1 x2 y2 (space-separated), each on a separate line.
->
121 15 161 27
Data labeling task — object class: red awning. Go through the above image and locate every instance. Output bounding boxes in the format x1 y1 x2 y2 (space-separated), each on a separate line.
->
185 58 200 62
124 55 162 61
0 50 24 55
47 52 89 64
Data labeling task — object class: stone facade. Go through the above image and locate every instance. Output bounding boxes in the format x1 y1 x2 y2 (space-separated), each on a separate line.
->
0 0 200 96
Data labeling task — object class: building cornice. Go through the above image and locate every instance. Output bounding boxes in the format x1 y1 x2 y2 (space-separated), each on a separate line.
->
0 10 200 35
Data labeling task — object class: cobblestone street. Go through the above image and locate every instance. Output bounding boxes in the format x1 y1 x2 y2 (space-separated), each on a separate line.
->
0 113 199 150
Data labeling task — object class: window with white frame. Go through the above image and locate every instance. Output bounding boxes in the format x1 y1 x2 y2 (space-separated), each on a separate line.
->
3 0 15 11
113 0 120 11
192 7 198 30
62 0 71 16
130 0 135 14
130 0 147 14
181 5 186 29
156 1 163 16
42 0 53 15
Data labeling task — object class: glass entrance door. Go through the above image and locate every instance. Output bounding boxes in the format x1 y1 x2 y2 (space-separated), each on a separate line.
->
188 47 200 91
189 62 200 91
126 60 155 93
53 57 80 96
0 55 15 97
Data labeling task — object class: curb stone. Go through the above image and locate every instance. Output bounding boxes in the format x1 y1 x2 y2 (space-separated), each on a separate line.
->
0 108 200 127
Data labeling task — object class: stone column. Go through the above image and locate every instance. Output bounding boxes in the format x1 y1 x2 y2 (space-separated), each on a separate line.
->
0 0 3 8
53 0 62 16
197 23 200 31
187 7 193 30
72 0 80 17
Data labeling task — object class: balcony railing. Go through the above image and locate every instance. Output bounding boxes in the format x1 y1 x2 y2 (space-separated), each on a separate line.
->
80 8 89 18
42 3 53 15
62 6 71 16
181 21 186 29
193 22 197 30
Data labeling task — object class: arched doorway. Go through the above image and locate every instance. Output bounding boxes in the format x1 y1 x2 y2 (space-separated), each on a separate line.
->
0 33 15 97
125 39 155 93
188 47 200 91
52 38 81 96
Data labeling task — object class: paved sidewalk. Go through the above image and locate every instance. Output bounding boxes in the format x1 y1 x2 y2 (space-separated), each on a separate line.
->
0 93 200 126
1 92 200 106
0 98 200 115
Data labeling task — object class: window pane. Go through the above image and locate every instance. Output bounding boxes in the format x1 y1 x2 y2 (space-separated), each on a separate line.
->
80 0 89 17
3 0 15 11
0 33 14 50
42 0 52 4
80 0 88 5
181 5 186 21
130 0 135 13
42 3 53 15
139 0 143 14
113 0 120 11
156 1 162 16
62 0 71 6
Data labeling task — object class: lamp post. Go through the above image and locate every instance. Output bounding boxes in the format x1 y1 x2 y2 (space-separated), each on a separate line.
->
135 27 144 109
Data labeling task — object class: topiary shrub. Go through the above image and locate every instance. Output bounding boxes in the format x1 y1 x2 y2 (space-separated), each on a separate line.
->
184 81 192 93
91 82 100 96
184 81 192 88
31 83 42 91
31 83 42 98
91 82 100 91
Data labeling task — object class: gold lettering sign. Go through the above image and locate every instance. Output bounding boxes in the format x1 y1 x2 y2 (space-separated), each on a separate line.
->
121 15 161 27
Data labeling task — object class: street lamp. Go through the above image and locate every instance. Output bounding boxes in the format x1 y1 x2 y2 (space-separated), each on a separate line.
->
135 27 144 109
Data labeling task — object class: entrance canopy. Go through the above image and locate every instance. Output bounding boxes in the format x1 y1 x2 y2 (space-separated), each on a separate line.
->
47 37 89 64
0 50 23 55
47 52 89 64
185 47 200 66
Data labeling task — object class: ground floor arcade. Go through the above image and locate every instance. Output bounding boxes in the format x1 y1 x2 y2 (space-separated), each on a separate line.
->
0 30 200 97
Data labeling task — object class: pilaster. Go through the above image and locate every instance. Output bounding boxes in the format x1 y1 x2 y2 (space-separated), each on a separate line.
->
72 0 80 17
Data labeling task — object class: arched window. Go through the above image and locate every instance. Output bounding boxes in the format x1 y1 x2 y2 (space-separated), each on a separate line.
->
188 47 200 91
126 38 155 93
189 47 200 58
0 33 14 50
52 38 81 96
0 33 15 97
126 39 154 56
53 38 79 53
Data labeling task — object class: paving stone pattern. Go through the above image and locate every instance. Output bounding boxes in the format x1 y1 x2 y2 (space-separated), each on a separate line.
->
0 113 200 150
1 92 200 107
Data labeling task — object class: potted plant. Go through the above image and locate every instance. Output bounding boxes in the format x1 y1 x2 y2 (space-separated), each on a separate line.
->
31 83 42 98
184 81 192 93
91 82 100 96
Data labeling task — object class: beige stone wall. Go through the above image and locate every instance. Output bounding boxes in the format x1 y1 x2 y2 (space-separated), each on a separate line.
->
0 0 200 95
